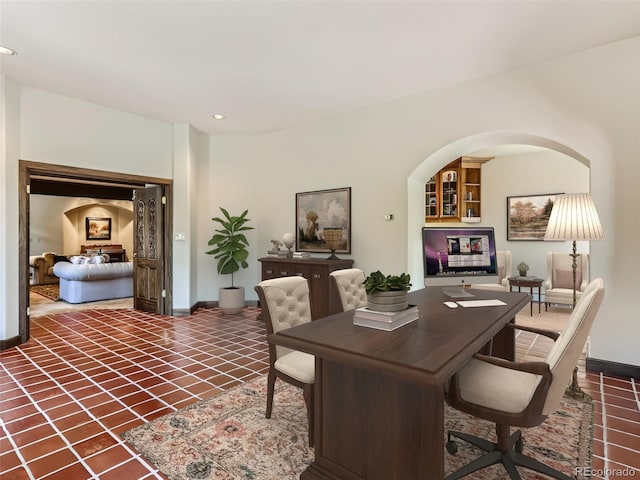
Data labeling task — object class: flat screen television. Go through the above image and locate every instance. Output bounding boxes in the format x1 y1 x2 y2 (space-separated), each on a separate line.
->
422 226 498 287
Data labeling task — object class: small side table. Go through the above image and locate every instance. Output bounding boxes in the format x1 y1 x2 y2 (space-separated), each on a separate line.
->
508 276 544 316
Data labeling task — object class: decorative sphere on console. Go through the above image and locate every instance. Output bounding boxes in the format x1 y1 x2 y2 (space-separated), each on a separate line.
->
282 232 295 249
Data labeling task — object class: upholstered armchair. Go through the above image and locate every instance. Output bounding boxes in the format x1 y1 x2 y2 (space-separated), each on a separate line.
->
29 252 60 285
255 276 315 446
469 250 512 292
544 252 589 309
329 268 367 312
444 278 604 480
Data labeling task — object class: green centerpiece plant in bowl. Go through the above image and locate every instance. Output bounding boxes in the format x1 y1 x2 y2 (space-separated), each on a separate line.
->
364 270 412 312
517 261 529 277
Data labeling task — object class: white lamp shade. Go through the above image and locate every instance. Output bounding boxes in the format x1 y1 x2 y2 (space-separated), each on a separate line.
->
544 193 604 241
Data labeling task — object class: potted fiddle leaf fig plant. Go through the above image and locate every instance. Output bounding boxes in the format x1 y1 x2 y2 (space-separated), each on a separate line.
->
364 270 412 312
206 208 253 314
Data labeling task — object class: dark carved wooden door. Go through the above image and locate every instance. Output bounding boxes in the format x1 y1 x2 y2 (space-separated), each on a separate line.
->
133 186 165 314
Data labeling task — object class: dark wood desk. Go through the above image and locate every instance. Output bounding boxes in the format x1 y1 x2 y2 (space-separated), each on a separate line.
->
269 287 529 480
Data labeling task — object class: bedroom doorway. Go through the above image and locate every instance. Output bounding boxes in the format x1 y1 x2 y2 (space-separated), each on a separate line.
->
19 160 173 344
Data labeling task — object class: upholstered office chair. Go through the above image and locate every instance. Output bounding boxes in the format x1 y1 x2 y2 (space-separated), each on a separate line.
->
444 278 604 480
255 276 315 446
545 252 589 309
329 268 367 312
470 250 512 292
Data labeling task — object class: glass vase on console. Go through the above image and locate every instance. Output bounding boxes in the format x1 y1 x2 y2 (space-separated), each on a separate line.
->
323 227 343 260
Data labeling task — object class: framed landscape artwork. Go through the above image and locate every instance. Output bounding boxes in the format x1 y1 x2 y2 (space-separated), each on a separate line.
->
296 187 351 254
86 217 112 240
507 193 562 241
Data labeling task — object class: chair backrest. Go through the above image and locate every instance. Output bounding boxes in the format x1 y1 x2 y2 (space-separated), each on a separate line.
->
496 251 512 286
329 268 367 311
542 277 604 415
255 276 312 359
545 252 589 292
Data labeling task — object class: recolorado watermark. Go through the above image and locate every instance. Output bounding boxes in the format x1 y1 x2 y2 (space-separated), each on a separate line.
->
575 467 637 477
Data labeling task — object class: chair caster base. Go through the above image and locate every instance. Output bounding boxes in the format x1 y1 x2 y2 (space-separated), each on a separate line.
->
444 428 573 480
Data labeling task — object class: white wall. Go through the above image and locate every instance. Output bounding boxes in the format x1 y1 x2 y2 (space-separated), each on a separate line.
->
29 195 68 255
30 195 133 257
64 203 133 256
20 88 174 178
3 37 638 368
1 76 21 339
190 127 209 306
204 38 638 367
198 135 261 301
480 149 590 279
0 75 7 337
172 123 209 310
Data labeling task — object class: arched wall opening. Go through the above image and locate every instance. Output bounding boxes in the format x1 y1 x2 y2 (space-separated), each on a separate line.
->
407 132 592 289
63 201 134 258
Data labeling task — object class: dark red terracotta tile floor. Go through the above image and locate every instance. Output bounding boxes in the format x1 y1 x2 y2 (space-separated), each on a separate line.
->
1 306 638 479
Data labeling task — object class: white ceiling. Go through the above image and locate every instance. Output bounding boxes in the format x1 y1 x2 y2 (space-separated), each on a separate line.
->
2 1 639 136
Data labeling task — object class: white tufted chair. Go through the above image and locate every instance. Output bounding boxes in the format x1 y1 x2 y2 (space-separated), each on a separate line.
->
444 278 604 480
470 251 513 292
329 268 367 312
255 276 315 446
545 252 589 309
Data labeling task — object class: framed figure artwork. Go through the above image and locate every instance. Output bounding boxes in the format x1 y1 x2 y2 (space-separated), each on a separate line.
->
296 187 351 254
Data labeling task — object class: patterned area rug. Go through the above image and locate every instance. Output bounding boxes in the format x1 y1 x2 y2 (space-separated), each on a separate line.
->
122 375 592 480
30 283 60 301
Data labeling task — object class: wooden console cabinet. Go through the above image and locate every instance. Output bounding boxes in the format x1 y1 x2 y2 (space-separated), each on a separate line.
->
258 257 354 319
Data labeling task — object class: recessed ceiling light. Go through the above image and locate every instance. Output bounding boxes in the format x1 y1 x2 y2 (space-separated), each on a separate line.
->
212 114 225 120
0 46 17 55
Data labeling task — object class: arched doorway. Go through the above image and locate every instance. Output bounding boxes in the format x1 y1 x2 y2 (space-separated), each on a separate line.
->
406 132 591 287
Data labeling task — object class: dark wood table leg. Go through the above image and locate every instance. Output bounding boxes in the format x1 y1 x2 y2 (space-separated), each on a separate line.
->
537 285 541 313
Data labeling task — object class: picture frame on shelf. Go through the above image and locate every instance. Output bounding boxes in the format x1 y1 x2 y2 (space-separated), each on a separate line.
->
86 217 112 240
507 193 562 241
296 187 351 254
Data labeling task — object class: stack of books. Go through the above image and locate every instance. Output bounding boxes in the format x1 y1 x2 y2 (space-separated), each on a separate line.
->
353 305 419 331
293 251 310 258
266 250 293 258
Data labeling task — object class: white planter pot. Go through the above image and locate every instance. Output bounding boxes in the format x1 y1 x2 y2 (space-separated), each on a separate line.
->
367 290 409 312
219 287 245 314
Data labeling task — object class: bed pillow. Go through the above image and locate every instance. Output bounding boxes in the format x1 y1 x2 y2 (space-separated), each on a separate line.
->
53 255 70 264
69 255 84 265
68 254 110 265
